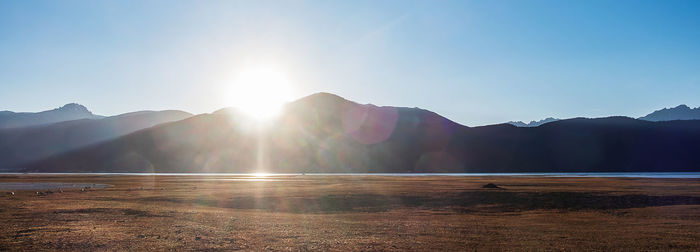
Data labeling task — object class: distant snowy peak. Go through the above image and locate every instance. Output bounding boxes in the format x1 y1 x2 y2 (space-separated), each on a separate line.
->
505 104 700 126
508 117 559 127
638 104 700 121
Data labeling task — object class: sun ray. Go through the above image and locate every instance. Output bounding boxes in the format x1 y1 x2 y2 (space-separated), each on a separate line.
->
228 65 294 120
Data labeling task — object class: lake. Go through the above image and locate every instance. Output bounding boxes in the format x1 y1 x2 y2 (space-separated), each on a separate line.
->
0 182 109 190
1 172 699 178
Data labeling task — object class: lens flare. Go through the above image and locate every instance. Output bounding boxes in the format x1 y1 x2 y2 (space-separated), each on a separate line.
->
228 66 294 120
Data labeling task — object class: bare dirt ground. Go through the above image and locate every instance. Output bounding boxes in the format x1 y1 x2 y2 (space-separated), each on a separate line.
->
1 174 699 251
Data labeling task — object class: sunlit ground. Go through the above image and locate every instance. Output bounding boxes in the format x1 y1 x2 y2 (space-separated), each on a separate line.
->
1 175 699 250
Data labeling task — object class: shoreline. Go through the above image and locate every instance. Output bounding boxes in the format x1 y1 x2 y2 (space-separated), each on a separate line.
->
1 172 700 178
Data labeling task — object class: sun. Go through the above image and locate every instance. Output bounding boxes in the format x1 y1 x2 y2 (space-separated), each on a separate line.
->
228 66 294 120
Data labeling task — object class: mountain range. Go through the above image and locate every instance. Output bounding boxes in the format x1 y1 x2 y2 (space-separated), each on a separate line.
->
508 117 559 127
8 93 699 173
638 104 700 121
0 103 103 129
506 104 700 127
0 109 192 171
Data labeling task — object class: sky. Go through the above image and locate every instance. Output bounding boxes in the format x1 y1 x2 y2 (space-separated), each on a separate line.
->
1 0 699 126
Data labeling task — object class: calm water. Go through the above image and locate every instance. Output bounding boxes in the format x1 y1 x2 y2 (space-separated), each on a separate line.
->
1 172 699 178
0 182 109 190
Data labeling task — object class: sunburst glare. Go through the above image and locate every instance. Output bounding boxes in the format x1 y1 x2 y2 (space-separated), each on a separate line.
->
228 65 294 120
250 172 271 177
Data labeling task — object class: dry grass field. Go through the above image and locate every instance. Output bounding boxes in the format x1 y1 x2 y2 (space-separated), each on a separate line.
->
1 174 699 251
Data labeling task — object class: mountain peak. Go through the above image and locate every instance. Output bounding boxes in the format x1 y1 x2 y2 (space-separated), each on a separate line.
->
284 92 355 114
508 117 559 127
58 103 91 114
293 92 350 105
639 104 700 121
0 103 102 129
674 104 691 110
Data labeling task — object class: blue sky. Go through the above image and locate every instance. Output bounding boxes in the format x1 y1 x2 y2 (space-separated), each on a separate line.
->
1 0 699 126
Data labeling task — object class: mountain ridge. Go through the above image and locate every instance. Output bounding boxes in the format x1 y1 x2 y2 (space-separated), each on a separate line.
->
507 117 559 127
638 104 700 121
0 103 103 129
0 110 193 171
21 93 700 173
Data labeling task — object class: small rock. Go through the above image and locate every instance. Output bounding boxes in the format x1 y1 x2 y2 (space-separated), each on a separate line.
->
482 183 501 189
195 236 201 240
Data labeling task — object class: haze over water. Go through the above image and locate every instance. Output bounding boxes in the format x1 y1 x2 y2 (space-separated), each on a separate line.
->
4 172 700 178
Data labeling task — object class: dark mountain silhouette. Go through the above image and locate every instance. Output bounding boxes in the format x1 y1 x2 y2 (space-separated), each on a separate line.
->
638 104 700 121
0 103 103 129
463 117 700 172
23 93 465 173
22 93 700 173
507 117 559 127
0 110 192 171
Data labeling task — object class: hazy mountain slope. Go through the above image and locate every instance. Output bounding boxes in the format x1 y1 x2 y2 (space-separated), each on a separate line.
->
24 93 466 173
22 94 700 173
0 103 103 129
638 104 700 121
0 110 192 170
507 117 559 127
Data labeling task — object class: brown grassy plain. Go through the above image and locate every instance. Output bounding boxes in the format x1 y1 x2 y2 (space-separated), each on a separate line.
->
1 174 699 251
